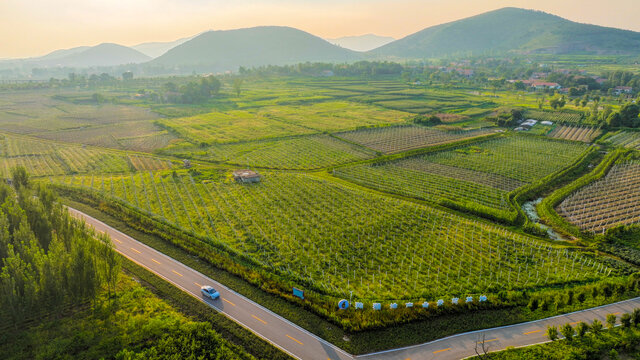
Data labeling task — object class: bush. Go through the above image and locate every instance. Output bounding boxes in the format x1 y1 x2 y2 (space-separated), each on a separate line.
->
560 323 574 341
632 308 640 326
621 313 632 328
576 322 588 338
591 319 603 335
547 325 558 341
607 314 618 329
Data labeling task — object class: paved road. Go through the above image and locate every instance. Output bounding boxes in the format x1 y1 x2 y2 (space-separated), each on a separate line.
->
69 207 640 360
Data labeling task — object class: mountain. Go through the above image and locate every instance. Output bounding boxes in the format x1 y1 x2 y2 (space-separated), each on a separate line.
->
326 34 395 52
151 26 360 72
371 7 640 58
46 43 151 67
133 35 194 58
37 46 91 61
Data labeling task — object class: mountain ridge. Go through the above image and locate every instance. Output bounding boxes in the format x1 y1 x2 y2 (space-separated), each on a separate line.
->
370 7 640 58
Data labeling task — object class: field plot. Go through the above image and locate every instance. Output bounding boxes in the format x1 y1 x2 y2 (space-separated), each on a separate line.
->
547 125 601 143
0 91 158 134
56 171 607 300
334 136 590 216
0 133 173 177
158 110 314 144
558 162 640 233
36 120 176 152
524 109 584 125
335 125 494 154
261 101 410 131
606 131 640 150
173 134 377 169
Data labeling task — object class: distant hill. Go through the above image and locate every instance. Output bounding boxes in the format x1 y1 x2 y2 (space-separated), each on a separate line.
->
133 36 194 58
371 7 640 58
46 43 151 67
37 46 91 61
151 26 360 72
326 34 395 52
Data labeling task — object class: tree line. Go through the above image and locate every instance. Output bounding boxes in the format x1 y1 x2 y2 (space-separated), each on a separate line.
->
0 167 120 327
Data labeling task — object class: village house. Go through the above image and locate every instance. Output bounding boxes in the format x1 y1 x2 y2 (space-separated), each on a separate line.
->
233 169 262 184
613 86 633 95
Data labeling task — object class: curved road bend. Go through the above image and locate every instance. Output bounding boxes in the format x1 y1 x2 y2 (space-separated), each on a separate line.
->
69 207 640 360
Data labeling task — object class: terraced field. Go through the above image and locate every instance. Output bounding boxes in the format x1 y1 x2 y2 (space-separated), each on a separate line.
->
558 161 640 233
334 136 590 217
55 171 607 300
335 125 495 154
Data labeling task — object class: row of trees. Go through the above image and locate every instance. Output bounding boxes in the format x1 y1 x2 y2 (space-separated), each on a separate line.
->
0 167 120 327
162 75 222 104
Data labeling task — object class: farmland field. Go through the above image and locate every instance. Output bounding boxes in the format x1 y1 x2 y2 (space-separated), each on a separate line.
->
0 133 174 177
547 125 602 143
558 161 640 233
524 109 585 125
165 134 377 169
606 131 640 150
334 135 590 216
335 125 495 154
54 171 608 300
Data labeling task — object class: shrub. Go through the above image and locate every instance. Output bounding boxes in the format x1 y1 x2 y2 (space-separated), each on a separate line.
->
591 319 603 335
546 325 558 341
576 322 588 338
632 308 640 326
576 292 586 303
621 313 632 328
560 323 574 341
607 314 618 329
527 297 539 311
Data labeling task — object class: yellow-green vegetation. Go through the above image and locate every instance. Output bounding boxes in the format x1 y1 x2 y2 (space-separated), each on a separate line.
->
158 109 314 144
248 101 410 131
164 134 377 169
0 133 174 177
54 171 608 301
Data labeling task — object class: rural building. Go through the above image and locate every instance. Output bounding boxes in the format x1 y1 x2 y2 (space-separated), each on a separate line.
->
613 86 633 95
183 159 191 168
233 169 262 183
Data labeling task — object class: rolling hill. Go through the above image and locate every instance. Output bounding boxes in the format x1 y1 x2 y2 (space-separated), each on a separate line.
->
371 7 640 58
47 43 151 67
150 26 360 72
133 35 195 58
326 34 395 52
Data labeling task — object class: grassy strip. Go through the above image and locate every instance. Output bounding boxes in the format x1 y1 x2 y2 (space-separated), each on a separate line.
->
537 149 629 240
120 256 293 360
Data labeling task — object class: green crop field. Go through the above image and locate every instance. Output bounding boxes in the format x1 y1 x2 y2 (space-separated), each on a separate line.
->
335 125 496 154
165 134 377 169
55 171 608 301
605 131 640 150
334 135 590 216
0 133 174 177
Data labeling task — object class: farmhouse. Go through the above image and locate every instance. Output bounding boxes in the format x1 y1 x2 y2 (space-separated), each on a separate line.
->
613 86 633 95
233 169 262 183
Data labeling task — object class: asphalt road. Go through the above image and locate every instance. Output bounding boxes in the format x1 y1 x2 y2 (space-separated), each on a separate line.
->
69 207 640 360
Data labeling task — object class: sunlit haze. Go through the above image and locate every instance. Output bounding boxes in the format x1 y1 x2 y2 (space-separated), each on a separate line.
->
2 0 640 58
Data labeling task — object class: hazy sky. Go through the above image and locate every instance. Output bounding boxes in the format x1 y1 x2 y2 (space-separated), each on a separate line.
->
2 0 640 58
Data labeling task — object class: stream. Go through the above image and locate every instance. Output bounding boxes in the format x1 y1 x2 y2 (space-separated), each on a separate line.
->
522 198 565 241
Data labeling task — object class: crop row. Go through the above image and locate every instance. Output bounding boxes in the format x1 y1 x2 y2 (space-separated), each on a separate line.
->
607 131 640 150
548 125 602 143
54 171 607 300
335 125 494 154
558 162 640 233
